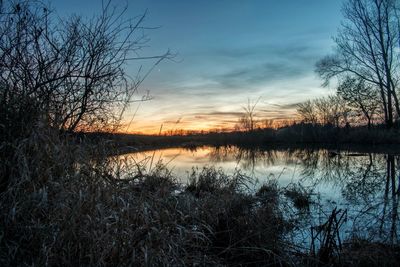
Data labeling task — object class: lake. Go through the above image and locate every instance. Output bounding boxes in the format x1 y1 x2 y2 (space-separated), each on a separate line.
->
117 145 400 247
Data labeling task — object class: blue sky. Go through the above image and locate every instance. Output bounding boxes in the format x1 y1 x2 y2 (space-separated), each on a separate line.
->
51 0 344 133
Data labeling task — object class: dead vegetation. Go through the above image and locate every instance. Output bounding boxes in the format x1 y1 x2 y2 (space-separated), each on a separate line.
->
1 126 399 266
0 126 292 266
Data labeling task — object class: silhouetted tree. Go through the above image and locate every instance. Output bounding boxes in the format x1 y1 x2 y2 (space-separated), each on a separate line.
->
297 95 349 127
263 119 275 129
0 0 172 140
238 98 260 132
338 76 380 128
297 100 318 125
316 0 400 128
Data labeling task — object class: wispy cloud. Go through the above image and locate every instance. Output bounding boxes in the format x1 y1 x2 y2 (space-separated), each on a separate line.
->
208 61 308 89
212 43 318 62
269 102 302 110
200 42 324 90
192 111 244 117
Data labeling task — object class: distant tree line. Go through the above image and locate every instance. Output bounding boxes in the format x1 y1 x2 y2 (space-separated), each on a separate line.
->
297 95 351 127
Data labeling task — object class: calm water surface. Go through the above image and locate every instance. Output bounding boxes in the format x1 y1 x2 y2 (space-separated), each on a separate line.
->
118 146 400 246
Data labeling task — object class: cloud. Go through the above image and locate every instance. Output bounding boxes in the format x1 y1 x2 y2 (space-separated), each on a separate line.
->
209 62 308 89
147 41 326 99
269 102 302 109
192 111 244 117
213 43 318 62
199 42 324 90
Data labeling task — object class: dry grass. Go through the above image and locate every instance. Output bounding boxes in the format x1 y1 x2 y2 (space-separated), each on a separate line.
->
283 184 312 210
1 125 398 266
340 238 400 266
0 126 292 266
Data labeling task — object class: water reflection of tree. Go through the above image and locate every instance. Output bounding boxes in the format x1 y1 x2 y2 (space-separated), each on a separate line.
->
295 150 399 244
208 146 278 173
341 154 384 201
293 149 364 185
381 155 399 243
208 146 399 244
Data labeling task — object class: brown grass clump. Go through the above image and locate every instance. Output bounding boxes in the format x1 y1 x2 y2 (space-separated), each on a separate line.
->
339 238 400 267
284 184 312 210
186 167 290 265
256 180 280 204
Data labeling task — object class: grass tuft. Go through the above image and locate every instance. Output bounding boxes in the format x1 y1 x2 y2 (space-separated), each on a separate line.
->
284 184 312 210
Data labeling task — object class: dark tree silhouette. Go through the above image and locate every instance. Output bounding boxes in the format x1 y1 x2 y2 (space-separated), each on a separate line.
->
316 0 400 128
297 100 318 125
337 76 380 128
0 0 172 140
238 98 260 132
297 95 349 127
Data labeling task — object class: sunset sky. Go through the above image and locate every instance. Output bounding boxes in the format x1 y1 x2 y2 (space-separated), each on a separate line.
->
52 0 344 134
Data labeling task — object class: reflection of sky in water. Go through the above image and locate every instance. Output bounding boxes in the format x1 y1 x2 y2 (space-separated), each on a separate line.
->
118 146 399 246
120 146 346 202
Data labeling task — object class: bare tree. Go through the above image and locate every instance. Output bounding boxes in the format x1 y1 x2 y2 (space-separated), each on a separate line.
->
297 95 350 127
263 118 275 129
314 98 333 125
338 76 380 128
0 0 172 140
316 0 400 128
239 98 260 132
297 100 318 125
316 96 349 127
332 95 351 127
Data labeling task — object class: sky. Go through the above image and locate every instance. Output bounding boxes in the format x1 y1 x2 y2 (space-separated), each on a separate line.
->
51 0 344 134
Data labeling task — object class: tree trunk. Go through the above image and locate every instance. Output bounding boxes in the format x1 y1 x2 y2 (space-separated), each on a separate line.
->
390 80 400 119
387 91 393 128
379 84 389 125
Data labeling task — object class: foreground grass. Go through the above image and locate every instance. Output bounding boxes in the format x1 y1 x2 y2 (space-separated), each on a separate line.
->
1 127 399 266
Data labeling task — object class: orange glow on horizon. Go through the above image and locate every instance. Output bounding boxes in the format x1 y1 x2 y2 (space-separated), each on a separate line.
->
120 95 301 135
119 117 298 135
